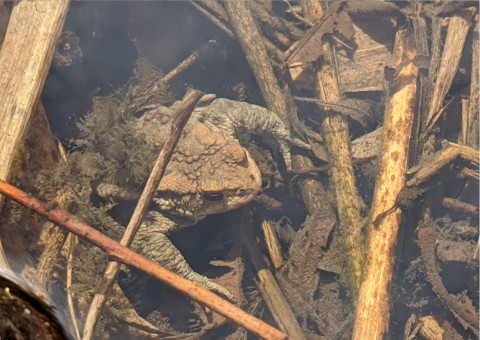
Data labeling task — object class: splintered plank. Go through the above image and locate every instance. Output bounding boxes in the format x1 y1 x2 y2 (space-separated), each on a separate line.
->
0 0 70 269
426 7 475 130
0 0 70 197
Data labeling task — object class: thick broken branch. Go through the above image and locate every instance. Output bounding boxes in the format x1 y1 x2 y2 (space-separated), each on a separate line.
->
353 26 419 340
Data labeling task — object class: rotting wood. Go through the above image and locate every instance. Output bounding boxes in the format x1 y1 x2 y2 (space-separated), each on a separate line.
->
0 0 70 270
418 224 479 336
425 7 476 132
262 220 284 269
307 1 364 294
82 89 203 340
223 2 309 339
351 127 383 163
239 209 304 340
406 142 479 187
418 316 444 340
417 16 445 143
353 26 419 340
442 197 479 217
0 179 287 340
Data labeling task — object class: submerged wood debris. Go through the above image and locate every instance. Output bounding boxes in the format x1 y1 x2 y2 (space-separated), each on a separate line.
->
0 1 478 339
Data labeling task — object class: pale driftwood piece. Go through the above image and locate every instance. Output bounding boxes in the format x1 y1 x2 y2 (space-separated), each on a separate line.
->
66 234 81 340
223 2 307 339
308 2 364 292
468 16 479 147
262 220 284 269
461 167 480 181
418 316 444 340
0 0 70 270
82 90 203 340
407 142 479 187
353 27 419 340
426 8 476 131
461 97 470 144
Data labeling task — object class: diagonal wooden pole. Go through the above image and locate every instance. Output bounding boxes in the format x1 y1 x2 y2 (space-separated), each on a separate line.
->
0 179 287 340
82 89 201 339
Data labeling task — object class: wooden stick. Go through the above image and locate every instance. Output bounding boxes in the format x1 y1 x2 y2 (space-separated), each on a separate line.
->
82 89 203 340
0 0 70 269
353 26 419 340
0 179 287 340
239 210 304 339
223 2 307 339
442 197 479 217
188 1 235 39
407 142 479 187
308 2 365 294
468 16 479 147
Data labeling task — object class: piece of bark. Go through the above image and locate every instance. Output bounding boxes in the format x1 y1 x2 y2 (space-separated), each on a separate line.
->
351 127 383 162
426 8 476 131
0 0 70 269
337 18 395 93
262 220 284 269
353 26 419 340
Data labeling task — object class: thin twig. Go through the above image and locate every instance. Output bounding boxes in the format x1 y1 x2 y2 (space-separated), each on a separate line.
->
82 89 203 340
162 40 218 83
188 1 234 39
66 233 81 340
0 180 287 340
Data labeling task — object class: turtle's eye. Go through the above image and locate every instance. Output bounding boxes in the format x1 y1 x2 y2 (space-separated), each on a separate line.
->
203 193 224 202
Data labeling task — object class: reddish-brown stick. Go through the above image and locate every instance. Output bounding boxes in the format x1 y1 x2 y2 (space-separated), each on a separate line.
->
0 179 287 340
